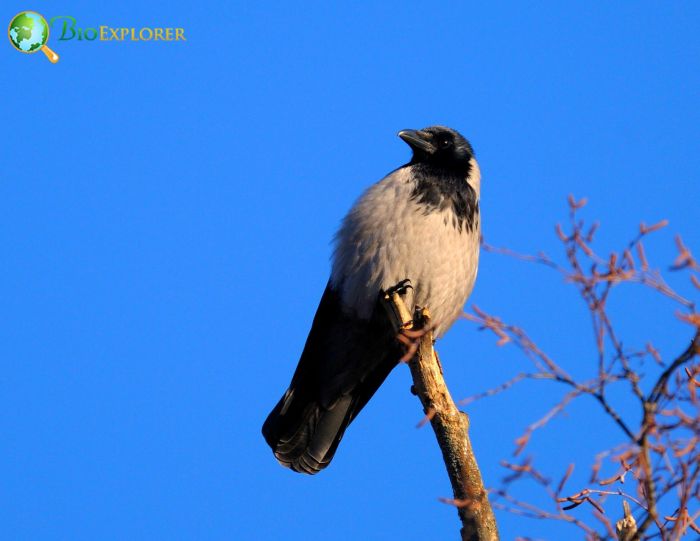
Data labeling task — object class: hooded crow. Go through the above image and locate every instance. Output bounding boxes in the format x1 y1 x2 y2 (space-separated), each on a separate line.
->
262 126 481 474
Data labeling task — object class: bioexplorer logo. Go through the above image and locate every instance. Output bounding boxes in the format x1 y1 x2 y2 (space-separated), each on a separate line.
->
8 12 59 62
8 11 186 63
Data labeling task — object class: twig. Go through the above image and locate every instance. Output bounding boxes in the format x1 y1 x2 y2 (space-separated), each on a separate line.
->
617 500 638 541
382 290 500 541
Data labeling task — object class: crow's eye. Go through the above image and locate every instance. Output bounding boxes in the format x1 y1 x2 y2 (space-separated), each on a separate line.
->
438 138 452 149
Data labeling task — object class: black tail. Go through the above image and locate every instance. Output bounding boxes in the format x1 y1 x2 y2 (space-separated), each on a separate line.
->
262 283 399 474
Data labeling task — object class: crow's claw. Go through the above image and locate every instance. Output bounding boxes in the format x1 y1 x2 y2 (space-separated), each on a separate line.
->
384 278 413 297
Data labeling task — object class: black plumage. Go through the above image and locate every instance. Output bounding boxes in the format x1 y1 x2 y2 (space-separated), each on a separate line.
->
409 162 479 233
262 284 400 473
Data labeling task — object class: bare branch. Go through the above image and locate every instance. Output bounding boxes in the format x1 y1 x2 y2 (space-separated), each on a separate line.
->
465 198 700 540
382 290 499 541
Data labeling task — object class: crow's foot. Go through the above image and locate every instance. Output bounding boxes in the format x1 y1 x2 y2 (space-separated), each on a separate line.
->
384 278 413 297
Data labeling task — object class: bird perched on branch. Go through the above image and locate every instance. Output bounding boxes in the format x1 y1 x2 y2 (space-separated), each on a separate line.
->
262 126 481 474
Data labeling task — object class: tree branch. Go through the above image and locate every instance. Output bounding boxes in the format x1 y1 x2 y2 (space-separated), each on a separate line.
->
382 290 500 541
634 330 700 539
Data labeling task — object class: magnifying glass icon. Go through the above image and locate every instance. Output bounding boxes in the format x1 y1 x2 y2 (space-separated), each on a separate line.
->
8 11 59 63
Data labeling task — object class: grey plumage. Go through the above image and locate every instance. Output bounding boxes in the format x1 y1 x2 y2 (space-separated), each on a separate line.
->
263 126 481 474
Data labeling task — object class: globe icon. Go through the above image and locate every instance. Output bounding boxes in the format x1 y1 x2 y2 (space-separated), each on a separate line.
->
8 11 59 63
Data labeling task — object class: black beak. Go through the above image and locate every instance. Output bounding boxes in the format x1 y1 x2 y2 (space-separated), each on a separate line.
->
398 129 435 154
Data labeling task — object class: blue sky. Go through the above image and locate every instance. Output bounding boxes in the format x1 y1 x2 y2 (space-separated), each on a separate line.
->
3 2 699 539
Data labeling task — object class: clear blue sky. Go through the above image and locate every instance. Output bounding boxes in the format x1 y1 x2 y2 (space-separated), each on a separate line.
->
3 2 699 539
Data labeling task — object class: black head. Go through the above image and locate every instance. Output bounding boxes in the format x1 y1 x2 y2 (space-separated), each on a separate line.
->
398 126 474 173
398 126 479 233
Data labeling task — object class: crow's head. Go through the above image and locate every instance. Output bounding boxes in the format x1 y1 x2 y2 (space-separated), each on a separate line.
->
398 126 474 172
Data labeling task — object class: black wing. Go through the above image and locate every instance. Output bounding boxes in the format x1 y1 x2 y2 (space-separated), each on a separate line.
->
262 282 400 474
